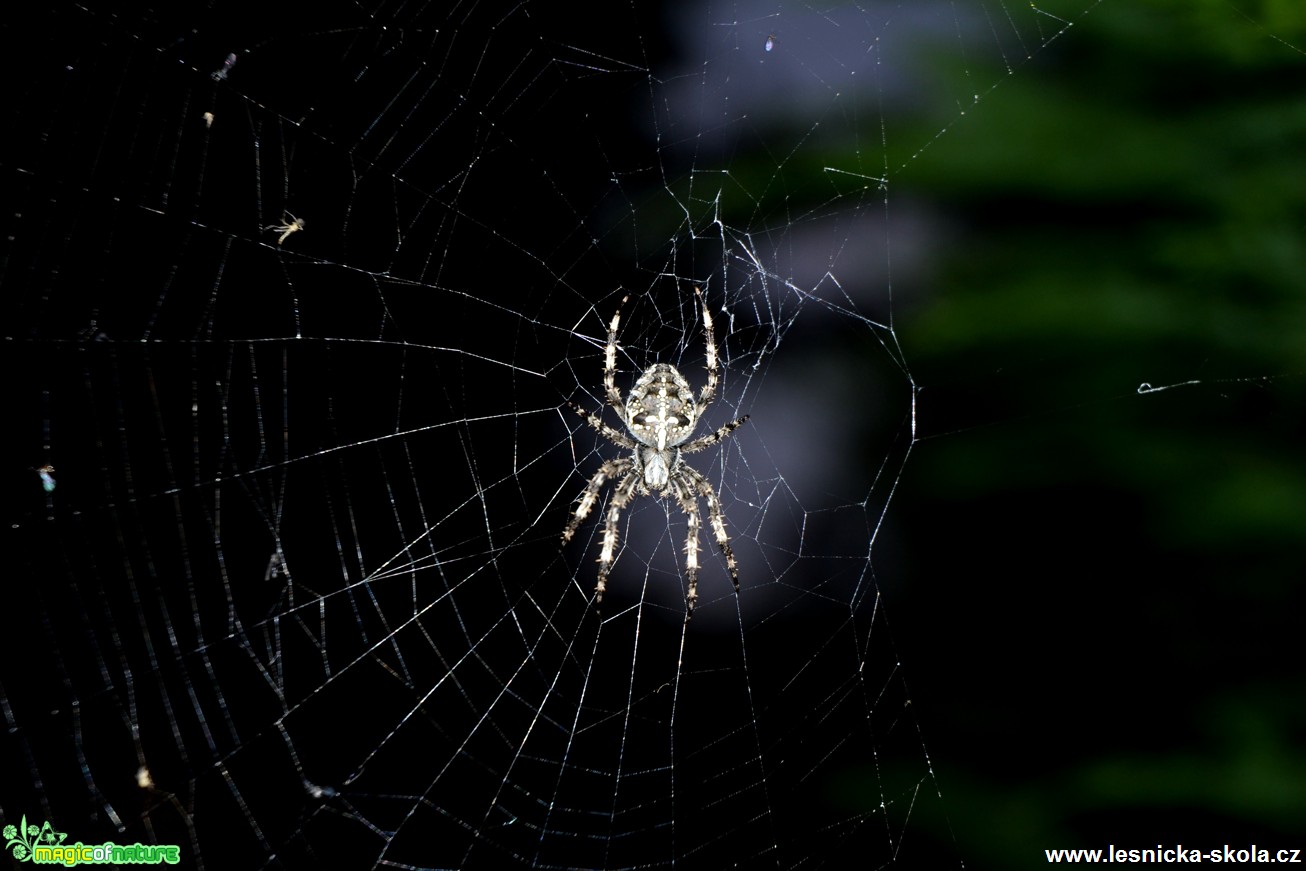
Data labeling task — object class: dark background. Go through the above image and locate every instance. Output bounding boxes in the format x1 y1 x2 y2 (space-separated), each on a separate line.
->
4 1 1305 868
896 4 1306 863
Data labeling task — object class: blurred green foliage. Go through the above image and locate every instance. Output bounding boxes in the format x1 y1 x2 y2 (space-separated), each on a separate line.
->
887 2 1306 867
902 0 1306 552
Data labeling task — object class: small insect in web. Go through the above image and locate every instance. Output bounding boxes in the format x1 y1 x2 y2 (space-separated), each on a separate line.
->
211 52 237 82
562 288 749 619
265 212 305 246
264 549 286 581
36 465 56 493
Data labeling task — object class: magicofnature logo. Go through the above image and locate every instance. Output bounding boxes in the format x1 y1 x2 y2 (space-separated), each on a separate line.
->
4 816 66 861
4 815 179 865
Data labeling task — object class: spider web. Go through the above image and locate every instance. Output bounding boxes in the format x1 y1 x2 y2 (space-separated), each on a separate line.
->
2 0 1108 867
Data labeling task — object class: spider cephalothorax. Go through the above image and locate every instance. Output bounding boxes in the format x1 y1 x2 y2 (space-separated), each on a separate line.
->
563 289 749 619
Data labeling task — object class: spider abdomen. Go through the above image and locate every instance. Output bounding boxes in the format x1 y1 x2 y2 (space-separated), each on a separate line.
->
626 363 697 451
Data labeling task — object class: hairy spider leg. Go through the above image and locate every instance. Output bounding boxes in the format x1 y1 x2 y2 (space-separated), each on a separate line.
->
671 474 705 618
604 296 630 417
682 464 741 595
569 402 639 451
679 414 750 455
695 287 719 411
562 456 632 545
596 469 641 605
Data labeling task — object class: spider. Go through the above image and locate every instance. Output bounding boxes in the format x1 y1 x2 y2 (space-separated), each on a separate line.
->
265 212 305 246
563 289 749 619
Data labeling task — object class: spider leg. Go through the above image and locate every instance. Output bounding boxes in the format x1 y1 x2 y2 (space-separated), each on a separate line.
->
672 475 703 619
695 287 719 410
679 414 749 455
596 468 640 606
681 465 741 596
604 296 630 418
562 457 632 545
569 402 640 450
